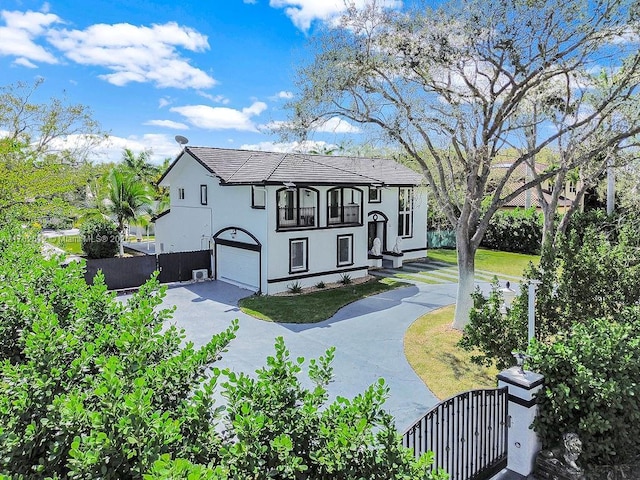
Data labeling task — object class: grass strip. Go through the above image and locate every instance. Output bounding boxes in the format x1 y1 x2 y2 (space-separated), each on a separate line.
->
239 277 408 323
404 305 498 400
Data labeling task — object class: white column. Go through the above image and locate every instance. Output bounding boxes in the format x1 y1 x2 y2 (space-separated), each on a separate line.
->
497 367 544 477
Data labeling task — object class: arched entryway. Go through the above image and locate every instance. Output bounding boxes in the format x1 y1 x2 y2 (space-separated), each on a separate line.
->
367 211 388 252
213 227 262 293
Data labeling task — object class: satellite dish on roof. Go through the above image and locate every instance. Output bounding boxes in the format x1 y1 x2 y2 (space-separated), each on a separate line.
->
175 135 189 146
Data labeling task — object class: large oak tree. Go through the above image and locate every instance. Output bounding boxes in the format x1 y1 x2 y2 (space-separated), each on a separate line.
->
287 0 640 328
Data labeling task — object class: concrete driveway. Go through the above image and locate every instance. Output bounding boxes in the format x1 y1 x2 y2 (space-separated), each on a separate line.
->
156 279 463 432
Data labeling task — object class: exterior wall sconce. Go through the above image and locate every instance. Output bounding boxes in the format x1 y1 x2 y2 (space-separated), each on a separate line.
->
231 228 237 239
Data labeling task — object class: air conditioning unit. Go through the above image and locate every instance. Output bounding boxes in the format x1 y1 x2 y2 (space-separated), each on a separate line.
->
192 269 208 281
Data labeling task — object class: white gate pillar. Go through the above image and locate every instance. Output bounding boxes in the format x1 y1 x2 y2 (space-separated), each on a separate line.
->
497 367 544 477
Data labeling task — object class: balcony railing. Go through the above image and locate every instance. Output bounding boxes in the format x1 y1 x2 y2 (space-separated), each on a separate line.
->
278 206 316 228
328 204 361 225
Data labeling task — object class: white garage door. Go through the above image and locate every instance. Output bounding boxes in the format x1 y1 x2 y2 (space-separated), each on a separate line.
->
217 245 260 292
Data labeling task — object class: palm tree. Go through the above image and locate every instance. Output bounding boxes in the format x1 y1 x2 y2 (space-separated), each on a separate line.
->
121 148 159 183
105 168 152 256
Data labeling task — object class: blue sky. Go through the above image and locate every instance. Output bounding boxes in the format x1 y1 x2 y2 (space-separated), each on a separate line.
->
0 1 396 163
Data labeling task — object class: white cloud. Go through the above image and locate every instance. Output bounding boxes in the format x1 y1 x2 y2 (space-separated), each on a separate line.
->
312 116 361 133
159 97 172 108
270 0 401 31
198 91 230 104
47 21 216 89
271 90 294 100
170 101 267 132
240 140 334 153
88 133 181 164
13 57 38 68
144 119 189 130
0 10 61 64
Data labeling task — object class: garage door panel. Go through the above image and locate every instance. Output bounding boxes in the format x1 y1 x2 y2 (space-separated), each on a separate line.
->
217 245 259 291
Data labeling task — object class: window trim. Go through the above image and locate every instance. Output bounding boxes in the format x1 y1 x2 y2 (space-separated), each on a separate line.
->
336 234 354 267
200 184 208 205
326 187 363 226
276 187 319 230
252 185 266 209
368 187 381 203
398 187 414 239
178 187 185 200
289 237 309 274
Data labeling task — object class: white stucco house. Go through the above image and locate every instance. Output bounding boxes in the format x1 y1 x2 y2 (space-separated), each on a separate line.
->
154 147 428 294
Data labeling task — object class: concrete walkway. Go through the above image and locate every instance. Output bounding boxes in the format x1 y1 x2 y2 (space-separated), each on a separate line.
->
156 280 465 432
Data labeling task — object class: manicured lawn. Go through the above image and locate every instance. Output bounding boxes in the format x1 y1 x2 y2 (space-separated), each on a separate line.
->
428 248 539 277
404 305 498 400
239 278 407 323
47 235 83 255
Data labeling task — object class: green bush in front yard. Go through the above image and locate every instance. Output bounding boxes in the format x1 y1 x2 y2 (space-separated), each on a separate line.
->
0 224 445 479
528 310 640 466
80 218 119 258
480 207 542 254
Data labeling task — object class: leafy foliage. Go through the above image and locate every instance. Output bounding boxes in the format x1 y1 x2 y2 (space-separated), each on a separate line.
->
528 311 640 465
80 218 119 258
0 224 444 479
480 208 543 255
460 211 640 369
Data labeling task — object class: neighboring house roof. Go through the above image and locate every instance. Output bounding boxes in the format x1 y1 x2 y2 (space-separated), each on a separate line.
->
502 190 573 209
159 146 425 187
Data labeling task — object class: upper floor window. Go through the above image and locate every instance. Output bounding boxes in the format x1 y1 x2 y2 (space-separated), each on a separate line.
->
368 187 381 203
252 186 266 209
178 187 185 200
200 185 208 205
276 187 318 229
569 182 577 193
398 187 413 238
327 187 362 225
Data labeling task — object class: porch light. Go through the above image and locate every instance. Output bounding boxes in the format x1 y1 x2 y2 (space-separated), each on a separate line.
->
231 228 237 239
499 281 516 315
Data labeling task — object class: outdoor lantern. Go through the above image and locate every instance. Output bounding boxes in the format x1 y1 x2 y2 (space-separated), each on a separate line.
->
499 281 517 315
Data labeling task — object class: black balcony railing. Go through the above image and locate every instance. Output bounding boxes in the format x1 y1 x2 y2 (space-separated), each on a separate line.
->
328 204 360 225
278 206 316 228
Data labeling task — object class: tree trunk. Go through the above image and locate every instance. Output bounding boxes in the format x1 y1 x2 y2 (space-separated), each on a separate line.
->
118 231 125 257
452 232 477 330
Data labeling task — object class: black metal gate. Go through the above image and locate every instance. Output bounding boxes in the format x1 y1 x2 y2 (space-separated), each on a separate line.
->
403 387 508 480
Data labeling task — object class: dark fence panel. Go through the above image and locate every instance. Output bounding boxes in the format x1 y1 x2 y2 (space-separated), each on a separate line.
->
427 230 456 249
158 250 211 283
84 255 157 290
403 387 508 480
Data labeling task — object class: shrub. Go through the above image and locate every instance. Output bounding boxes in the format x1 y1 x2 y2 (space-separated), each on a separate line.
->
0 223 446 479
480 208 542 254
287 280 303 293
528 311 640 466
80 218 119 258
340 273 352 285
315 280 326 288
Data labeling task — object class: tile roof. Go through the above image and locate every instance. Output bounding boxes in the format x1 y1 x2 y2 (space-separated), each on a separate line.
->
166 146 425 186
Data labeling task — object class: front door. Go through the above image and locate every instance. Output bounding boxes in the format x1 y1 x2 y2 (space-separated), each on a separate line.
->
368 221 377 250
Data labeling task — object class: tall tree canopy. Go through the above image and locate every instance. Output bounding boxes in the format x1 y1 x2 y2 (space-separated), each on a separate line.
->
288 0 640 328
0 80 106 224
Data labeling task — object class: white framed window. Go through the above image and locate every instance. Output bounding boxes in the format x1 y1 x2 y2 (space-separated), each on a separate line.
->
368 187 381 203
252 186 266 208
337 234 353 266
200 185 208 205
569 182 576 193
289 238 308 273
178 187 185 200
398 187 413 238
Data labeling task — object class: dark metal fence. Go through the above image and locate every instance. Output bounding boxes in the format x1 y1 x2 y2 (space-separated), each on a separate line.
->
84 255 157 290
158 250 211 283
84 250 211 290
403 387 508 480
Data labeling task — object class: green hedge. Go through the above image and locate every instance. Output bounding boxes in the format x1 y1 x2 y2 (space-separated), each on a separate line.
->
481 208 542 254
80 218 119 258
